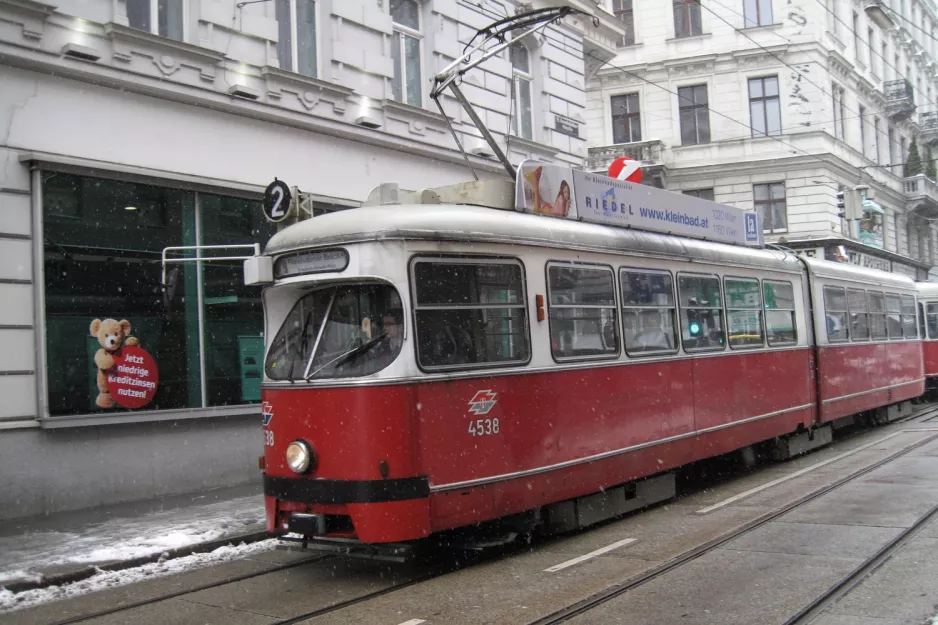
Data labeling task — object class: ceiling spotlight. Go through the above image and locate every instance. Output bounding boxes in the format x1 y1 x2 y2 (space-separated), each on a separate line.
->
124 206 138 211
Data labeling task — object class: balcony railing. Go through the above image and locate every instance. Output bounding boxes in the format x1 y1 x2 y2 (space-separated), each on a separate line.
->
903 173 938 218
586 139 664 171
884 79 916 121
921 112 938 146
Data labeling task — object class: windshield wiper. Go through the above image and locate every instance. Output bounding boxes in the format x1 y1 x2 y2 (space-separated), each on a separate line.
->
289 311 314 384
305 334 386 381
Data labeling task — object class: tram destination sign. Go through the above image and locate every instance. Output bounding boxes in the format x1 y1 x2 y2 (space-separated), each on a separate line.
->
515 161 763 248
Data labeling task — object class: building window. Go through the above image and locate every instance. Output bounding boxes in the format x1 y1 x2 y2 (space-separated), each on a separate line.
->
832 83 846 140
547 264 619 360
613 0 635 46
510 44 534 140
883 41 889 80
874 117 881 164
754 182 787 233
749 76 781 136
743 0 772 27
859 105 866 157
683 188 715 201
869 28 877 77
900 136 907 177
852 12 861 64
275 0 317 78
888 127 896 171
127 0 184 41
41 172 277 417
390 0 422 107
611 93 642 144
673 0 702 38
678 85 710 145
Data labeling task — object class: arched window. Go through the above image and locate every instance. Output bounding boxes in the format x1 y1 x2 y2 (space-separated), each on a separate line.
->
390 0 422 106
510 43 533 140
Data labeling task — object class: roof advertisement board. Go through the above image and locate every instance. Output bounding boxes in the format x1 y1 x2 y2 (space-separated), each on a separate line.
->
515 160 764 248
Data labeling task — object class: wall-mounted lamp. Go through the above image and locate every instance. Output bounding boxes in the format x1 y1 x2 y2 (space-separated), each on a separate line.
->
61 42 101 61
355 114 382 128
228 84 260 100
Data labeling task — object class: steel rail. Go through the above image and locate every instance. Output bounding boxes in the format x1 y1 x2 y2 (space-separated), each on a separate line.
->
527 408 938 625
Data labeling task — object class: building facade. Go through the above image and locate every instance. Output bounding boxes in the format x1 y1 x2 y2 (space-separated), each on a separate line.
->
586 0 938 280
0 0 622 518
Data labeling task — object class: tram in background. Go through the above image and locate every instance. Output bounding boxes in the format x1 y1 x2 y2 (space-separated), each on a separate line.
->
916 282 938 389
248 197 923 548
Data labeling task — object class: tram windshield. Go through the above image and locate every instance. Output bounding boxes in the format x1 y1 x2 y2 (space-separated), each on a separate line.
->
265 284 403 380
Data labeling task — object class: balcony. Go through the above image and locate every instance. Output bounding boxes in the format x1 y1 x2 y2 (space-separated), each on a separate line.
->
921 112 938 146
884 79 916 122
586 140 666 188
864 1 895 29
903 174 938 218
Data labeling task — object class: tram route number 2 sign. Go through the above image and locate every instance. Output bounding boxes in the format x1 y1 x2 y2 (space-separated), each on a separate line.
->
106 346 160 409
263 179 293 223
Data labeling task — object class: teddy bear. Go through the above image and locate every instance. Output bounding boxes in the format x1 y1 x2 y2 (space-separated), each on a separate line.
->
90 318 140 409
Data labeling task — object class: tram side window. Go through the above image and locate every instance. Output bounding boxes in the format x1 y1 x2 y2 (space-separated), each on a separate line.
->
847 288 870 341
823 286 848 342
547 264 618 359
412 259 528 369
927 303 938 339
677 274 725 351
868 291 887 340
620 269 678 356
885 293 902 339
763 280 797 346
901 294 917 338
724 277 763 348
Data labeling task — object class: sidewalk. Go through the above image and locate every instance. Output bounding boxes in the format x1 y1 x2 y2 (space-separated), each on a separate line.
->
0 482 267 592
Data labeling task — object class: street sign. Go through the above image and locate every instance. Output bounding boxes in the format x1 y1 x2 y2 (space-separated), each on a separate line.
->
263 179 293 223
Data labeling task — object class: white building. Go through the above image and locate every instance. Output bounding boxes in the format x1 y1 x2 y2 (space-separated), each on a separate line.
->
586 0 938 279
0 0 623 518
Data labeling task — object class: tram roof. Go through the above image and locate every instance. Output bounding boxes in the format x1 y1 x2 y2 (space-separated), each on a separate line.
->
801 255 918 290
917 282 938 298
265 204 802 272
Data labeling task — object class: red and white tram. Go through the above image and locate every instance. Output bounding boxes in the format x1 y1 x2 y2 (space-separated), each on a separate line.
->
916 282 938 386
252 200 924 546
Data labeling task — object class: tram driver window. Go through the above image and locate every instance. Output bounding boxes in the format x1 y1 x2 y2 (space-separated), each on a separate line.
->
677 274 725 351
547 264 619 360
901 294 917 338
847 288 870 341
885 293 902 339
763 280 797 346
412 259 529 369
823 286 848 342
620 269 678 356
724 277 764 348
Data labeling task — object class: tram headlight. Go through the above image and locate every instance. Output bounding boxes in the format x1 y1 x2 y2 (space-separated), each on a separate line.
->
286 440 314 474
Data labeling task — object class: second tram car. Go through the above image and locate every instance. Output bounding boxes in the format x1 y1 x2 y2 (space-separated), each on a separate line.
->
252 200 924 546
916 282 938 388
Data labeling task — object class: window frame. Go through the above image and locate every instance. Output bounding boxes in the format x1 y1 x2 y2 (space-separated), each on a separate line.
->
545 261 620 363
753 181 787 234
677 271 726 353
408 255 531 373
901 293 918 339
390 0 424 108
276 0 319 78
743 0 773 28
510 43 535 141
723 276 765 349
763 279 798 347
868 290 888 340
611 93 642 144
612 0 635 46
127 0 187 41
846 287 870 341
926 302 938 339
683 188 715 201
619 267 680 358
673 0 703 38
885 293 903 339
748 76 781 137
823 285 849 343
677 84 710 146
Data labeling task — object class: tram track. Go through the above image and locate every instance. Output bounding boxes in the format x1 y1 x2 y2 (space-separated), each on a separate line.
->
527 414 938 625
25 404 938 625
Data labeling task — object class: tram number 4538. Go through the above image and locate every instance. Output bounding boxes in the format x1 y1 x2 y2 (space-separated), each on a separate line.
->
468 418 500 437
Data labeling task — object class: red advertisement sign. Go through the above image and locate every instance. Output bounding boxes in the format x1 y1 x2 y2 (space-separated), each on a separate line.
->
106 346 159 409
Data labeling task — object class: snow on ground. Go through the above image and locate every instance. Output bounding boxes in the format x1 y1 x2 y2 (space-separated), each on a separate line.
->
0 538 279 614
0 494 264 585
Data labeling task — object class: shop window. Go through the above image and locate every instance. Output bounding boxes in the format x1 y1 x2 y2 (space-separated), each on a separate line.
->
276 0 317 78
41 172 276 417
127 0 184 41
885 293 902 338
620 269 678 356
547 264 618 360
390 0 422 107
677 273 724 351
763 280 797 346
868 291 887 339
823 286 848 342
411 259 528 370
724 277 764 348
847 288 870 340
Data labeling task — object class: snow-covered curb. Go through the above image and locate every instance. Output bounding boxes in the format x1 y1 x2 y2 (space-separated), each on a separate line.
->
0 537 279 614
